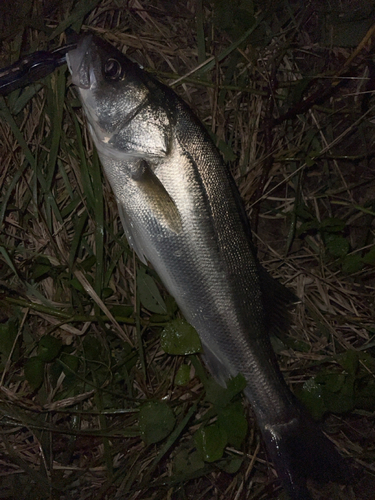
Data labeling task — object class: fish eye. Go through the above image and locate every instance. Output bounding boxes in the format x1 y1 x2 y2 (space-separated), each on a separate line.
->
104 58 123 80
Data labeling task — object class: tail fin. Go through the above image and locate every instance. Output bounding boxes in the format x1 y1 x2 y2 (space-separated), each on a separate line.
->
260 409 357 500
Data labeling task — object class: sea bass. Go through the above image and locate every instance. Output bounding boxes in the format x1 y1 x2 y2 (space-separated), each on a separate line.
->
67 35 353 499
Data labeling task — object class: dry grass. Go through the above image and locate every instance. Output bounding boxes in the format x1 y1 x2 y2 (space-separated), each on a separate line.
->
0 1 375 499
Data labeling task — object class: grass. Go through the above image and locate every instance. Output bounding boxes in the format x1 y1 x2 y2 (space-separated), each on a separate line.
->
0 1 375 499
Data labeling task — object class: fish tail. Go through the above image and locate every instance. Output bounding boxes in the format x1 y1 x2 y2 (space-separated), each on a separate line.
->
260 409 357 500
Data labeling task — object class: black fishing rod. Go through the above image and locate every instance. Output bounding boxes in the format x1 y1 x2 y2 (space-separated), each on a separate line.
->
0 41 77 96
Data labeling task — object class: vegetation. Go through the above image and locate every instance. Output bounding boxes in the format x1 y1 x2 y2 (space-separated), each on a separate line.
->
0 1 374 498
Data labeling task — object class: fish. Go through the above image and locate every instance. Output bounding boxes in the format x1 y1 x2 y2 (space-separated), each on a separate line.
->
67 34 355 499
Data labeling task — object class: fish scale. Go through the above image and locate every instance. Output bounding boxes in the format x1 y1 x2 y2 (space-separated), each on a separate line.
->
173 100 293 418
67 34 355 499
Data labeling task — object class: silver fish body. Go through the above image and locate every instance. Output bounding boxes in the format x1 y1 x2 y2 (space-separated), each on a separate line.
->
67 35 354 499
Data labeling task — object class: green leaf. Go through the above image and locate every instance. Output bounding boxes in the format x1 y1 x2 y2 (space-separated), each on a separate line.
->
362 246 375 266
173 447 205 475
320 217 346 233
342 254 363 274
206 373 247 408
102 287 114 299
289 78 313 107
83 336 102 361
109 304 134 319
296 219 320 236
226 374 247 399
31 256 52 280
321 372 345 392
69 277 85 293
217 457 243 473
160 319 202 355
325 234 350 257
217 400 248 448
358 352 375 372
337 350 359 377
137 267 167 314
194 423 227 462
213 0 255 41
217 138 237 162
24 357 45 390
318 372 355 414
298 377 326 420
120 342 138 371
148 313 170 323
355 378 375 411
165 295 178 316
38 335 62 362
174 363 191 386
325 10 373 48
295 204 315 221
60 351 80 373
284 337 311 353
206 128 237 162
60 352 80 390
139 401 176 444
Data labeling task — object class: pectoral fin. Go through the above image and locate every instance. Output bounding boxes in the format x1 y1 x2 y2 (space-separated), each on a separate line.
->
133 160 182 234
116 160 182 264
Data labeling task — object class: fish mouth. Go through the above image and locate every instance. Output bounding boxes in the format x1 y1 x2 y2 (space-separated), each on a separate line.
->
66 35 95 89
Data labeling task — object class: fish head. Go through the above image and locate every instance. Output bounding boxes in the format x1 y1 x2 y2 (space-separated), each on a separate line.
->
67 35 172 160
